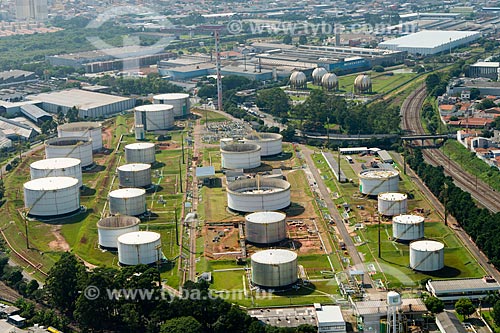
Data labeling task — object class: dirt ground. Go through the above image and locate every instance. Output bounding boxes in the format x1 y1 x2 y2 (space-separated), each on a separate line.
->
48 225 70 252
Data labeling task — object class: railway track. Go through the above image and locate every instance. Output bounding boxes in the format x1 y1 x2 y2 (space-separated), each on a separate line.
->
401 84 500 213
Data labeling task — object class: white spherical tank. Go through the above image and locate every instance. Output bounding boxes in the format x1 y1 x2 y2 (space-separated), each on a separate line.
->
153 93 190 117
45 137 93 167
359 169 399 195
354 73 372 93
118 163 152 188
135 124 145 140
124 142 156 164
312 67 327 85
410 240 445 272
245 211 287 244
117 231 162 265
134 104 175 131
221 143 261 169
108 188 146 216
251 249 298 288
24 177 80 217
30 158 83 187
392 215 425 241
57 121 103 151
321 73 338 91
227 178 291 212
244 133 283 157
378 192 408 216
289 71 307 89
97 215 141 249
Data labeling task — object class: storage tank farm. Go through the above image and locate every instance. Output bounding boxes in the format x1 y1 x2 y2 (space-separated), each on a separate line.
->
378 192 408 216
243 133 283 157
57 121 103 151
358 169 399 195
117 231 162 266
97 215 140 249
45 137 94 167
245 211 287 244
410 240 445 272
153 93 190 118
220 142 261 170
134 104 175 131
30 158 83 187
117 163 152 188
392 214 425 242
24 177 80 217
226 177 291 212
108 188 147 216
124 142 156 164
251 249 298 288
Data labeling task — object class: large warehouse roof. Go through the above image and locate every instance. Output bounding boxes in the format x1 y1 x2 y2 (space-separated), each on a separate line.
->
379 30 480 49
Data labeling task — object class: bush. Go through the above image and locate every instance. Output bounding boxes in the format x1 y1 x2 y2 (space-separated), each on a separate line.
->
373 65 384 72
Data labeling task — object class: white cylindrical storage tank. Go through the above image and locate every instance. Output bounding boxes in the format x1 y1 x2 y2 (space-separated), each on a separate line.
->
57 122 103 151
117 231 162 265
410 240 444 272
118 163 152 188
135 124 145 140
108 188 146 216
30 158 83 187
227 178 291 212
220 138 233 149
245 211 287 244
24 177 80 217
378 192 408 216
392 214 425 241
45 137 93 167
244 133 283 157
359 169 399 195
97 215 141 249
251 249 298 288
153 93 190 117
220 143 261 169
124 142 156 164
387 291 402 306
134 104 175 131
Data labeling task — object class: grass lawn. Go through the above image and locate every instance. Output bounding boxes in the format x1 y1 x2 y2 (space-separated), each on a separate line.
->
336 71 417 94
482 311 500 333
192 109 229 124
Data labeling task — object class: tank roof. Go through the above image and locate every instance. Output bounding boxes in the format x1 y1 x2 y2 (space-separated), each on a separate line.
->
221 143 261 153
118 231 160 245
359 169 399 179
109 188 146 198
97 215 140 229
125 142 155 150
153 93 190 100
118 163 151 172
246 211 286 224
135 104 174 112
24 176 79 190
378 192 407 201
244 133 283 141
252 249 297 264
58 121 101 131
46 136 92 146
393 214 424 224
31 158 81 169
227 178 291 193
410 240 444 251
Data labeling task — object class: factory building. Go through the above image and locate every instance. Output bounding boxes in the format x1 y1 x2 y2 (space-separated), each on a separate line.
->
20 104 52 124
0 116 39 141
468 61 500 79
426 277 500 302
0 70 37 87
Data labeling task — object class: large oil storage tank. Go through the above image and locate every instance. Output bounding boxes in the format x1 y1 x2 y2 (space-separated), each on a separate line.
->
321 73 338 91
134 104 175 131
354 73 372 93
245 211 287 244
244 133 283 157
227 178 291 212
45 137 93 167
289 71 307 89
312 67 327 85
359 169 399 195
153 93 190 117
117 231 162 265
251 249 298 288
410 240 444 272
221 143 261 169
378 192 408 216
30 158 83 187
392 214 425 241
117 163 152 188
97 215 141 249
108 188 146 216
57 122 103 151
24 177 80 217
124 142 156 164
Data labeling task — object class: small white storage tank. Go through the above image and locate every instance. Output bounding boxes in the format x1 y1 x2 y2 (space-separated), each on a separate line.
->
153 93 190 117
410 240 444 272
227 178 291 212
30 158 83 187
359 169 399 195
244 133 283 157
251 249 298 288
97 215 141 249
117 231 162 265
245 211 287 244
108 188 146 216
124 142 156 164
134 104 175 131
57 121 103 151
387 291 402 306
117 163 152 188
45 137 93 167
135 124 145 140
378 192 408 216
221 143 261 169
24 177 80 217
392 214 425 241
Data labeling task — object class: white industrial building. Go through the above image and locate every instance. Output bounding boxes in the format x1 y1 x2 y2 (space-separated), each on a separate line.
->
315 304 346 333
469 61 500 79
379 30 481 55
427 277 500 301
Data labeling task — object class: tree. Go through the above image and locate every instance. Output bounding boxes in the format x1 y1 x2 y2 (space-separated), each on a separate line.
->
256 88 291 118
280 125 296 142
470 88 481 100
161 316 203 333
424 296 444 313
298 35 307 45
0 179 4 200
296 324 317 332
197 84 217 100
479 99 496 110
493 300 500 327
66 106 79 123
425 73 441 93
455 298 475 318
283 34 292 45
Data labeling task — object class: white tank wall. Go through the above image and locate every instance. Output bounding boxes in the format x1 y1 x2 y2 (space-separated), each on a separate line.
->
118 164 152 188
134 105 175 131
378 193 408 216
359 169 399 195
30 158 83 187
58 122 103 151
245 211 287 244
244 134 283 157
117 231 162 265
109 188 146 216
251 250 298 288
135 125 145 140
45 137 94 167
153 93 190 117
392 215 425 241
227 178 291 212
221 144 261 169
97 216 141 248
410 241 445 272
124 143 156 164
24 177 80 216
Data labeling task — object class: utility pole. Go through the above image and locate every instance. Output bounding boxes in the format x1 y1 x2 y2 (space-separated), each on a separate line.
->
326 116 330 148
215 29 223 112
443 183 448 226
24 214 29 249
403 142 407 175
174 206 179 246
178 157 183 193
378 213 381 258
181 132 185 164
337 147 341 181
